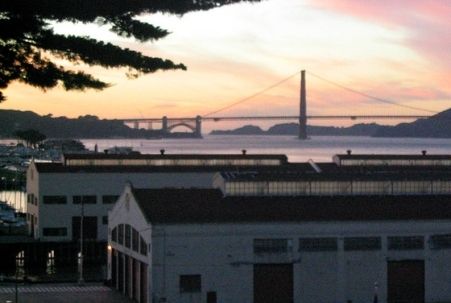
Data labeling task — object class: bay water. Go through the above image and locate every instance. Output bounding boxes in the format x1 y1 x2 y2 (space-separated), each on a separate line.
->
81 135 451 163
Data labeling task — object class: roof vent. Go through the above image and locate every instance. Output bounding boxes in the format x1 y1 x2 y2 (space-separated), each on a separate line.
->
308 159 322 173
160 149 165 155
242 149 247 155
422 150 427 156
346 149 352 155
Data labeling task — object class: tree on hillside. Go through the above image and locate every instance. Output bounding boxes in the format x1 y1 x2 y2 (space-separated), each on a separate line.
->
15 129 47 148
0 0 257 102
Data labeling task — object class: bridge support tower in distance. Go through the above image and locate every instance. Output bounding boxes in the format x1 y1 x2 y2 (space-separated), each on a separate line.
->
195 115 202 138
299 70 307 140
162 116 169 135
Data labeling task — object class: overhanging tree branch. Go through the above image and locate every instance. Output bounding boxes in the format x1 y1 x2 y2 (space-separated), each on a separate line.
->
0 0 259 102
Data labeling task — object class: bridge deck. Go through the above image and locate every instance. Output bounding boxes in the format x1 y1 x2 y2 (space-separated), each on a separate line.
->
121 115 431 123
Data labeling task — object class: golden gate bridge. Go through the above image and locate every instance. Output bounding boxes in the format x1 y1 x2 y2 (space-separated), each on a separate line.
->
120 70 438 139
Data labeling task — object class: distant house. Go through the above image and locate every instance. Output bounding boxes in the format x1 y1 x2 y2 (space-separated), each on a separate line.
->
108 184 451 303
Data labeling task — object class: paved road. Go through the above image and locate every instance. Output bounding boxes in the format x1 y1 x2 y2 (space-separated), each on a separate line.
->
0 283 133 303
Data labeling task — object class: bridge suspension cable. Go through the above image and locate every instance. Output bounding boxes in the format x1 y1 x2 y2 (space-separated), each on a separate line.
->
203 70 300 117
307 71 438 114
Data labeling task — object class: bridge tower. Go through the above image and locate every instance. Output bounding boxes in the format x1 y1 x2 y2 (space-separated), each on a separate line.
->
162 116 168 134
299 70 307 140
195 115 202 138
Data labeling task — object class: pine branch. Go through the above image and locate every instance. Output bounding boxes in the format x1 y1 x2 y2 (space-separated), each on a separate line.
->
0 0 259 101
37 32 186 73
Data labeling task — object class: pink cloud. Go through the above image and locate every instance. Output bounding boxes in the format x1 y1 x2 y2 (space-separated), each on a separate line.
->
312 0 451 69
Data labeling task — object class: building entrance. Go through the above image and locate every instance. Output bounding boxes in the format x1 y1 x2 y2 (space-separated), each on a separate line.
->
254 264 293 303
387 260 424 303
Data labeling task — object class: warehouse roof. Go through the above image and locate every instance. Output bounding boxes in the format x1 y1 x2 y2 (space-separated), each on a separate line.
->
131 188 451 224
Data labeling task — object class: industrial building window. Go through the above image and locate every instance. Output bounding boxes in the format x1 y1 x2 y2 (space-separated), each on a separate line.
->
140 236 147 256
71 216 98 240
73 195 97 204
102 216 108 225
299 237 338 251
388 236 424 250
112 227 117 242
254 239 292 254
429 234 451 249
310 181 351 195
352 181 391 195
124 224 131 248
118 224 124 245
344 237 381 251
180 275 201 293
43 196 67 204
43 227 67 236
433 181 451 194
102 195 119 204
132 228 139 252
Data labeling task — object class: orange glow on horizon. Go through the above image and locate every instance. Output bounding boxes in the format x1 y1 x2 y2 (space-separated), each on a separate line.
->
1 0 449 131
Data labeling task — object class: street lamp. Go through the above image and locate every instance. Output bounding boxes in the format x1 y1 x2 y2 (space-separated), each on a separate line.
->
373 281 379 303
15 265 19 303
78 197 84 285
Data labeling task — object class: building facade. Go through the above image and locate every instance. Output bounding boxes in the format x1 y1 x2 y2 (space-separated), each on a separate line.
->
26 153 288 241
108 184 451 303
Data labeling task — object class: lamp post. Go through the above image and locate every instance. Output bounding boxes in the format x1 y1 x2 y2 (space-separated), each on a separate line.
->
78 197 84 284
0 177 5 202
15 266 18 303
373 281 379 303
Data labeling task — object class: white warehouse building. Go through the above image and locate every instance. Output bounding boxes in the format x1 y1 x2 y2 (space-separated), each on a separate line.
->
108 181 451 303
26 153 287 241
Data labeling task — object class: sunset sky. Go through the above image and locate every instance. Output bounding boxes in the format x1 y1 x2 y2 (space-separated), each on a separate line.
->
2 0 450 130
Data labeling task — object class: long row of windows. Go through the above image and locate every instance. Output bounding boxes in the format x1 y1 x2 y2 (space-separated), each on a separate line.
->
42 195 119 205
338 159 451 166
66 158 282 167
42 215 107 238
111 224 148 256
43 227 67 236
253 234 451 253
225 180 451 196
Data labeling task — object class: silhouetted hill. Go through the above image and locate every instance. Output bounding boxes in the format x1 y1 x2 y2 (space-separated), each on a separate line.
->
374 108 451 138
211 123 384 136
210 108 451 138
0 110 163 138
210 125 264 135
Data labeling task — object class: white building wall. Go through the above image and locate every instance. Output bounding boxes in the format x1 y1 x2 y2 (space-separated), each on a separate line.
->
26 162 40 238
30 171 215 241
108 187 153 303
148 221 451 303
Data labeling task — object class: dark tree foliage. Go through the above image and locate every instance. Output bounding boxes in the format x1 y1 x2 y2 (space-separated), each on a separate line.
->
15 129 47 147
0 0 257 102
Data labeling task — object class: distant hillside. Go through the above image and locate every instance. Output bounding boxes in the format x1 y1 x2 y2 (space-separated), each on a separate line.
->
374 108 451 138
210 125 265 135
210 108 451 138
211 123 385 136
0 110 162 139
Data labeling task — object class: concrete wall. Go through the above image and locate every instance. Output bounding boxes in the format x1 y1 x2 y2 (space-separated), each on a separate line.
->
147 221 451 303
26 162 40 238
29 170 215 241
108 185 152 303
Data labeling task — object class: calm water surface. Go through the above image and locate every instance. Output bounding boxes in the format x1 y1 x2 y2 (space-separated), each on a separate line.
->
2 136 449 210
81 135 451 162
